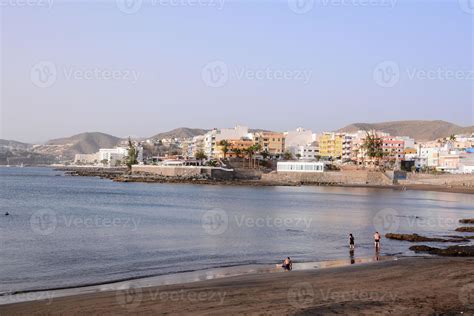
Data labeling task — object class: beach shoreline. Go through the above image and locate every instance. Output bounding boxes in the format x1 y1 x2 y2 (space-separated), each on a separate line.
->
2 257 473 315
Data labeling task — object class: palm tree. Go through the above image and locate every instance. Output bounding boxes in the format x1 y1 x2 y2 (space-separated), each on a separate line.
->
449 134 456 142
252 144 262 168
195 150 207 165
126 137 139 170
362 131 385 168
219 140 230 159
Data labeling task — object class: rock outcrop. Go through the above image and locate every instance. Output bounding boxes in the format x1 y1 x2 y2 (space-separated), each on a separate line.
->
385 233 468 243
409 245 474 256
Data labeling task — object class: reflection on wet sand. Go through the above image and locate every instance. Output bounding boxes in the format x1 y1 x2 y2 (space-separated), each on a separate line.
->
1 256 396 305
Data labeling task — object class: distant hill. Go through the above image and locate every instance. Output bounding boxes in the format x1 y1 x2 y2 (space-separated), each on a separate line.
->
150 128 208 140
0 139 32 150
338 120 474 141
33 132 122 159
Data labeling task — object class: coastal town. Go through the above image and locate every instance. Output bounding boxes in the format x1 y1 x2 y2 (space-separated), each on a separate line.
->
71 125 474 175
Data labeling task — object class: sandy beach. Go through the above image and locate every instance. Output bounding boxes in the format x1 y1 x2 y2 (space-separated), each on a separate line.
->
2 257 474 315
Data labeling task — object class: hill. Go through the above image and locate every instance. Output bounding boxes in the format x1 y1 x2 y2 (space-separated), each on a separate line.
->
33 132 122 159
0 139 32 150
337 120 474 141
150 128 208 140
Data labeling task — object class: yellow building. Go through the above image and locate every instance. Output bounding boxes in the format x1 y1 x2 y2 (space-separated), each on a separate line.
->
254 132 285 157
319 133 343 158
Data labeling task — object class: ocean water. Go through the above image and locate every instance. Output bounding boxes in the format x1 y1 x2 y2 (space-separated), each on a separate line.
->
1 167 473 294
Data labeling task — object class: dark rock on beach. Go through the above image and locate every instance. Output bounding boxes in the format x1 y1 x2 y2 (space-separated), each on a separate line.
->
455 227 474 233
459 219 474 224
409 245 474 256
385 233 469 243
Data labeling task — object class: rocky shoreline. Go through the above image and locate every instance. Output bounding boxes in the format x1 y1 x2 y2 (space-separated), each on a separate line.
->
54 167 474 194
386 219 474 257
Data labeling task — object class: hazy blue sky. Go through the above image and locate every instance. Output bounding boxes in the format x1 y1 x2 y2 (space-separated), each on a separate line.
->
1 0 473 143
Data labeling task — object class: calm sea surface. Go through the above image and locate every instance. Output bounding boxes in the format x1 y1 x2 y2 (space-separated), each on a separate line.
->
1 167 473 294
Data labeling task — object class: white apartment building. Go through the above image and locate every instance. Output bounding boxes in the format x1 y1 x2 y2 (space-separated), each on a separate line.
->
295 142 319 160
284 128 313 154
396 136 416 149
99 147 128 166
203 125 250 158
74 153 99 165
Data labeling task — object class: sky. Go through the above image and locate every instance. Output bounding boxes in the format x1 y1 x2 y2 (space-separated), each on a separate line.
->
0 0 473 143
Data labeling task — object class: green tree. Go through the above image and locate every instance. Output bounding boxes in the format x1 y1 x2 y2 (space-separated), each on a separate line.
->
449 134 456 142
362 131 385 167
296 153 302 160
232 148 242 159
126 137 139 170
219 140 230 159
195 150 207 165
260 149 270 161
283 151 293 160
100 159 109 166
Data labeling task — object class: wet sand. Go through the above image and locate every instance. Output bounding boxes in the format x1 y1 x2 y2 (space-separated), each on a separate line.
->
2 257 474 315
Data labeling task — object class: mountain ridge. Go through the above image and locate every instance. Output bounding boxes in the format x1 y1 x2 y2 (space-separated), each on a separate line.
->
337 120 474 141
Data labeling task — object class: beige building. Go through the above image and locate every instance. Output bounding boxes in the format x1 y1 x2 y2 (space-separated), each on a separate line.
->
254 132 285 157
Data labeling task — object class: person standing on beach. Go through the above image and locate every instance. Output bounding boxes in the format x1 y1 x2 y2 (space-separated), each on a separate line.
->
349 233 355 250
374 232 381 250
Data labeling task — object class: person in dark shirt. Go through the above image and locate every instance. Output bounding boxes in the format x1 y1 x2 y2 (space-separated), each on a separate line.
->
349 233 355 250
